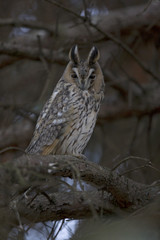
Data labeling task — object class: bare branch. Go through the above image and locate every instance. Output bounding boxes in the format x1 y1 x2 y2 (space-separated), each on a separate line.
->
46 0 160 82
1 155 159 208
0 42 67 64
0 18 55 35
45 0 85 22
0 154 159 224
137 0 153 14
15 191 114 222
99 103 160 121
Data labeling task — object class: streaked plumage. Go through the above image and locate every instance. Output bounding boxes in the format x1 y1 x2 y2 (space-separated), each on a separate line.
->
26 45 104 156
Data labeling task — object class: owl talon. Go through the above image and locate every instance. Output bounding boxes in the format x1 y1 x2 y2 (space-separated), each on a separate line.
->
48 162 59 173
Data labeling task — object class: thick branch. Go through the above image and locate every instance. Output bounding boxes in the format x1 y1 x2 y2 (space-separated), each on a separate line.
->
1 155 159 209
14 191 115 222
0 154 159 224
0 19 55 35
0 42 67 64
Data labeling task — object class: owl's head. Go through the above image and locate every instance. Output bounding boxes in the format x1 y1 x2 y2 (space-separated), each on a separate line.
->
63 45 104 92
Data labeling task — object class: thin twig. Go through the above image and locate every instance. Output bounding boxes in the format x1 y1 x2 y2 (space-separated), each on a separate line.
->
47 221 56 240
37 35 50 72
120 164 148 176
0 146 25 154
82 0 89 21
148 164 160 174
137 0 153 15
128 117 141 154
112 155 150 171
45 0 160 82
0 18 55 35
111 53 145 94
120 162 160 176
45 0 85 21
53 220 65 240
147 114 153 159
36 35 51 102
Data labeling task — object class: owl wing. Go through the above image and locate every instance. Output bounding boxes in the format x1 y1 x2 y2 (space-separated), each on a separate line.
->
26 82 77 155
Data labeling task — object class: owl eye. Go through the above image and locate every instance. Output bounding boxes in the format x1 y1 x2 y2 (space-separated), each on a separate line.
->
71 73 77 79
89 74 96 80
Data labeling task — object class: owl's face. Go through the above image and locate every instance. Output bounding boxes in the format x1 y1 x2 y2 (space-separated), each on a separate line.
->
63 46 103 92
71 61 96 91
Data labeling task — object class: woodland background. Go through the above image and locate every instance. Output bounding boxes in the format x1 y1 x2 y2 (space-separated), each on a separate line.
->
0 0 160 239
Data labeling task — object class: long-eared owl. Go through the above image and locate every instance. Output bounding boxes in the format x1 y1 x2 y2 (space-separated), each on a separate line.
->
26 45 104 156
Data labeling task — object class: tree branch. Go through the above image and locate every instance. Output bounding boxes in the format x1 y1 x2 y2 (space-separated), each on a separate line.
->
14 191 115 222
99 104 160 121
0 18 56 35
45 0 160 82
0 42 67 64
0 154 159 225
1 155 159 204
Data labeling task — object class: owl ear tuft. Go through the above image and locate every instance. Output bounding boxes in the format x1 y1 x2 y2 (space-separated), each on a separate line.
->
69 45 80 64
88 46 100 65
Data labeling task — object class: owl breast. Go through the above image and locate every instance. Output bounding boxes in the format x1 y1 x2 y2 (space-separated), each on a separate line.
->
51 86 100 156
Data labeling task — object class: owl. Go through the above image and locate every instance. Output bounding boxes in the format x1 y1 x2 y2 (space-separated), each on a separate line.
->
26 45 104 157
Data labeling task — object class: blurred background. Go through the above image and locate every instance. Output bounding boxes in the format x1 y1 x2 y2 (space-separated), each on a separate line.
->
0 0 160 239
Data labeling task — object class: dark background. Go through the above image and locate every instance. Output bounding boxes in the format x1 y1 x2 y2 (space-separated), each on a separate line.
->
0 0 160 239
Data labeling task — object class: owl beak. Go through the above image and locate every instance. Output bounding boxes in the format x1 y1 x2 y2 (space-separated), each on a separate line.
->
79 79 89 90
80 80 86 90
